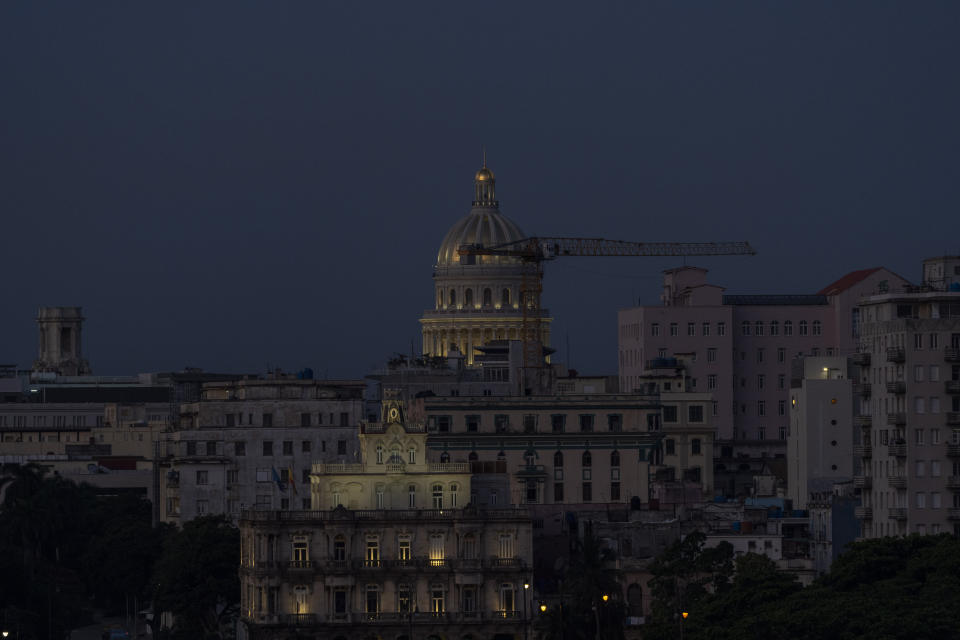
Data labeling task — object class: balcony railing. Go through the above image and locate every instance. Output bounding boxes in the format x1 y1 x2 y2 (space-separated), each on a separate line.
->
888 476 907 489
945 380 960 394
853 445 873 458
945 348 960 363
287 560 313 570
946 412 960 426
854 506 872 520
886 381 906 394
428 462 469 473
886 348 905 363
854 415 873 428
852 381 872 396
887 413 907 426
240 506 529 523
281 613 318 625
888 443 907 457
888 507 908 520
256 611 529 625
852 352 871 366
946 476 960 491
853 476 872 489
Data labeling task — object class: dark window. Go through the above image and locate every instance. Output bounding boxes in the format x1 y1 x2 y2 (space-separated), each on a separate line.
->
692 438 702 455
495 415 509 432
466 415 480 432
688 405 704 422
523 415 537 433
206 441 216 456
607 414 623 432
283 441 293 455
611 482 621 500
582 451 592 467
186 441 196 456
665 439 675 455
662 406 678 423
302 440 311 453
340 412 349 427
225 414 235 427
551 415 566 433
234 441 245 456
582 482 592 502
300 413 311 427
579 415 594 432
262 441 273 456
435 416 452 433
554 483 564 502
262 413 273 428
337 440 347 455
302 469 310 484
611 451 620 467
554 451 563 467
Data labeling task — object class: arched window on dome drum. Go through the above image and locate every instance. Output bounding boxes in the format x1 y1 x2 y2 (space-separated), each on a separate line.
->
449 289 456 307
483 288 492 307
502 288 510 306
464 289 473 308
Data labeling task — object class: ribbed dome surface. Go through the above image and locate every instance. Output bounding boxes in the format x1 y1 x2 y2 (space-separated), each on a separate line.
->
436 207 526 266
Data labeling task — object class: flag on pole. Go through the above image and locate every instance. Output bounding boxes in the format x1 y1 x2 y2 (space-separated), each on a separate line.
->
288 466 298 495
271 467 286 492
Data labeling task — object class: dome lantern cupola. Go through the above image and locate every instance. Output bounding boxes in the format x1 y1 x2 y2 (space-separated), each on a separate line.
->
472 159 498 208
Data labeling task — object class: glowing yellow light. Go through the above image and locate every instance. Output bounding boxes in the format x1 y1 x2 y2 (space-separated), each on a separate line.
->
540 604 547 612
682 611 689 619
602 594 609 602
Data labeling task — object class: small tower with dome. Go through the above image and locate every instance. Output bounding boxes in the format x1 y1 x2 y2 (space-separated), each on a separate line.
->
420 162 551 364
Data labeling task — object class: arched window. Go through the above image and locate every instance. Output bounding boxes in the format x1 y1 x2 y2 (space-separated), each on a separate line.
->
440 451 450 463
449 483 458 508
741 321 751 336
554 451 563 467
799 320 808 336
812 320 822 336
468 451 479 461
333 535 346 561
408 447 417 464
408 484 416 508
582 451 592 467
784 320 794 336
770 320 779 335
611 450 620 467
432 484 443 509
464 289 473 308
497 450 506 461
502 288 510 306
483 288 492 307
376 444 384 464
627 583 643 616
449 289 456 307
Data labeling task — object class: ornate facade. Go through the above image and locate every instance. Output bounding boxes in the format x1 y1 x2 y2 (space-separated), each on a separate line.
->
239 393 535 640
420 164 551 365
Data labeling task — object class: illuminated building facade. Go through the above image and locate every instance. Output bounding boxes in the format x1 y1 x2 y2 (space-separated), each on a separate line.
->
238 392 534 640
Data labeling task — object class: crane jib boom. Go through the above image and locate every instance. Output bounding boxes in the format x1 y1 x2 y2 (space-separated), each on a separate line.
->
458 237 756 260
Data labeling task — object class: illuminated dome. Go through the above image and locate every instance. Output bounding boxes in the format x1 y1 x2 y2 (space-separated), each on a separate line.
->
435 162 525 266
436 208 525 266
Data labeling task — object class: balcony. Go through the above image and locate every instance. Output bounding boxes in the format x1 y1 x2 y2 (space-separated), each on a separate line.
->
888 507 908 521
948 444 960 458
287 560 313 571
853 475 872 489
945 348 960 363
887 413 907 426
852 381 872 397
886 348 905 363
854 506 872 520
948 509 960 521
888 443 907 457
886 381 906 394
888 476 907 489
853 445 873 459
946 476 960 491
945 380 960 394
852 352 871 366
854 415 873 428
280 613 318 625
946 412 960 426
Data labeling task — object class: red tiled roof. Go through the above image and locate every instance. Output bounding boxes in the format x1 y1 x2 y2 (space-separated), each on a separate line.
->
817 268 883 296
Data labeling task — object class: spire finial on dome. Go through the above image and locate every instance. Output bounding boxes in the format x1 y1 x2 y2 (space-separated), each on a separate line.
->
473 150 497 208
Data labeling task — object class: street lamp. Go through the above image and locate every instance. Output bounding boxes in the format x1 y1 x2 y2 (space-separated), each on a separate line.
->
522 582 531 640
540 603 547 613
593 595 608 640
3 631 9 638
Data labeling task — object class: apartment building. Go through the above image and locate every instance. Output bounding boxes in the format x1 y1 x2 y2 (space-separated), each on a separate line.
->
158 376 366 523
618 266 908 473
853 274 960 538
787 357 854 509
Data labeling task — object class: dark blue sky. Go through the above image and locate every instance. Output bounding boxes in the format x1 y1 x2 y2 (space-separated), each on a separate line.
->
2 2 958 377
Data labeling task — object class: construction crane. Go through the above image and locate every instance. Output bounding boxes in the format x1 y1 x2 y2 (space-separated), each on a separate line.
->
458 237 756 390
